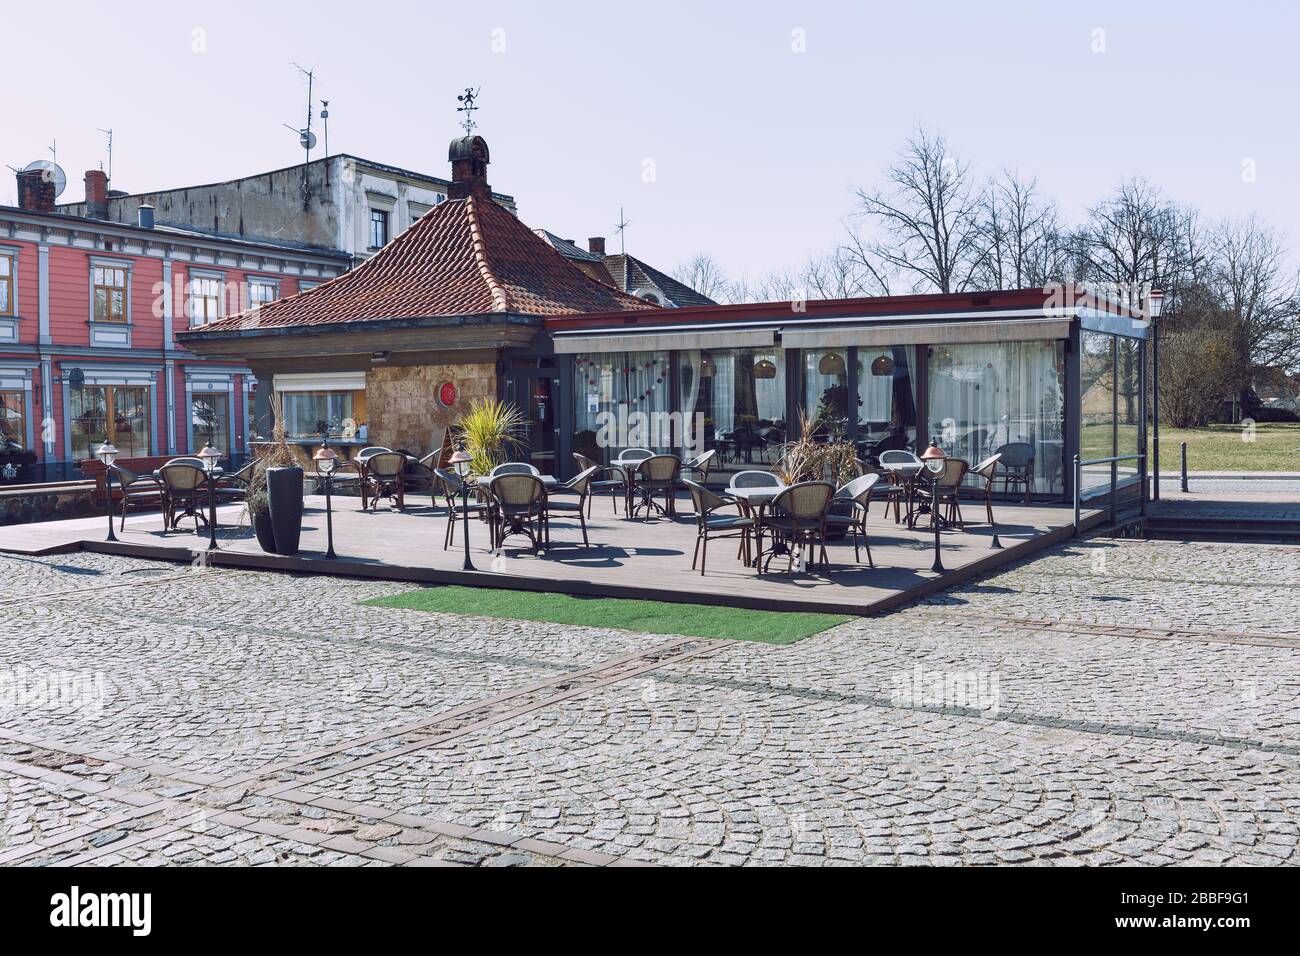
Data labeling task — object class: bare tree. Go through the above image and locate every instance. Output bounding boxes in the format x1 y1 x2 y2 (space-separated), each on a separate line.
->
1208 215 1300 372
671 254 733 303
970 170 1065 290
850 128 983 293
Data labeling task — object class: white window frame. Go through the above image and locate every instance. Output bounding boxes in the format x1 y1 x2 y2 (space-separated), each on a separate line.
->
188 269 225 328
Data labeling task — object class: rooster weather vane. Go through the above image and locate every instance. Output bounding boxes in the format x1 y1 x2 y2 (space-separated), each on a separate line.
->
457 87 481 134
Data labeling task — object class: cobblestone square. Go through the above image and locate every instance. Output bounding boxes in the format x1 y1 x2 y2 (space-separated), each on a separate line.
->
1 538 1297 866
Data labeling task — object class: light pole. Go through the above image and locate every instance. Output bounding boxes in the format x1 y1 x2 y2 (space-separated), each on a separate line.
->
198 442 222 551
313 440 338 559
448 447 476 572
96 442 119 542
920 441 947 574
1147 289 1164 501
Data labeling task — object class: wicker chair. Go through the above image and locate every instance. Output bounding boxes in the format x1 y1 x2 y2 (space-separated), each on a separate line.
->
994 442 1035 505
758 481 835 576
633 454 681 519
362 452 407 512
433 467 494 550
543 465 597 546
157 461 209 533
573 452 627 517
682 449 716 487
106 463 161 532
489 462 540 477
728 469 781 491
910 458 970 529
970 453 1003 525
824 473 880 566
489 473 547 551
682 479 756 575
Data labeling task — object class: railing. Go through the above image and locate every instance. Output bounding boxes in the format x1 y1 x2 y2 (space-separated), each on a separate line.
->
1073 453 1147 533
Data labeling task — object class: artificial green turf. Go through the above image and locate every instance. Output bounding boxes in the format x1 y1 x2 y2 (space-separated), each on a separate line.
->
361 586 851 645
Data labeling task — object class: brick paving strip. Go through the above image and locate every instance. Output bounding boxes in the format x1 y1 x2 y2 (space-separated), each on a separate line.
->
920 609 1300 649
0 637 727 867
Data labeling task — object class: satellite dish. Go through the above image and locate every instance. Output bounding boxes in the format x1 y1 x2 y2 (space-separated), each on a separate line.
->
299 129 317 151
23 159 67 199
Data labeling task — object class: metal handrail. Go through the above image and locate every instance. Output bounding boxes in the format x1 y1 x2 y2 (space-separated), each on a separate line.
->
1073 453 1147 532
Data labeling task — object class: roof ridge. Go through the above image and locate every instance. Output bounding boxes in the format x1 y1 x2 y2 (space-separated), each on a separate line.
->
465 194 511 312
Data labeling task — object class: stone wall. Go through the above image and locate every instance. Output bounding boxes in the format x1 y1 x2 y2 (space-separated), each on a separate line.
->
0 486 98 526
365 363 498 455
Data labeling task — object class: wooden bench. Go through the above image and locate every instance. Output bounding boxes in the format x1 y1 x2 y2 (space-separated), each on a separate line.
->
80 455 174 507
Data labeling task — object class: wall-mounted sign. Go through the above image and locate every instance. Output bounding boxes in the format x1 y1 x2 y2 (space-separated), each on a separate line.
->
437 381 458 408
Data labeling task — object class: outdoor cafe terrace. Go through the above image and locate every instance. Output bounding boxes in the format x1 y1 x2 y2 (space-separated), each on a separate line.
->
0 453 1108 615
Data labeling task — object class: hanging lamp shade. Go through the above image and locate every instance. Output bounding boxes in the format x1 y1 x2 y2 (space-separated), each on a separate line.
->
700 356 716 378
870 354 895 376
818 352 846 376
752 359 777 380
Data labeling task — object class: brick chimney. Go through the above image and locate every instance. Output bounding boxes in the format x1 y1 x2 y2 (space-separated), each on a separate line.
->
588 237 606 256
16 168 56 213
84 169 109 219
447 135 491 200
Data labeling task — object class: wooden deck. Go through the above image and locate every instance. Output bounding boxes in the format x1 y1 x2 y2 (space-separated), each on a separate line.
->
0 491 1105 615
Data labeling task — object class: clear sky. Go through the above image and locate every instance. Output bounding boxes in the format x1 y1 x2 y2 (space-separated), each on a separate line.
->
7 0 1299 277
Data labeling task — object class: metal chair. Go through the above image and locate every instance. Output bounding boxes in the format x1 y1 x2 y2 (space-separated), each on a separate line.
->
970 453 1003 525
633 454 681 519
362 452 407 512
682 449 716 486
157 461 209 532
543 465 597 546
910 458 970 529
106 463 161 532
879 449 923 524
489 473 547 551
573 452 627 517
824 473 880 566
994 442 1035 504
682 479 755 575
434 467 493 550
758 481 835 576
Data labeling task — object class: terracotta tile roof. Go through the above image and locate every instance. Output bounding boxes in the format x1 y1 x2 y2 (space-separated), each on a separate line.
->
189 195 656 334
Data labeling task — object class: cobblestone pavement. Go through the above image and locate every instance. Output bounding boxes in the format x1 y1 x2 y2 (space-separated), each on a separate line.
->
1 538 1298 866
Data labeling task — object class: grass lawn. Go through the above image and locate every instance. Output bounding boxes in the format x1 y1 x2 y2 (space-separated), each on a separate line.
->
361 586 852 645
1081 422 1300 472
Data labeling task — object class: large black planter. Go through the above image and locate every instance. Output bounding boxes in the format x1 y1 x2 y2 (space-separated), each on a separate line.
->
252 511 277 552
266 466 304 556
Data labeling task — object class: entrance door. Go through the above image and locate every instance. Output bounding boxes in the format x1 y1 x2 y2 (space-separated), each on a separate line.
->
507 373 560 474
70 385 152 461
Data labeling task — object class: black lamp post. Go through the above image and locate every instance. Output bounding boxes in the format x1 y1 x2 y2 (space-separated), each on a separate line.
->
920 442 946 574
448 447 476 572
313 440 339 560
1146 289 1164 502
96 441 119 542
198 442 222 551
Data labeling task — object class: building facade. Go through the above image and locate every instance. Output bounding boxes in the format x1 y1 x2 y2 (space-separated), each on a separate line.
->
60 154 517 262
1 168 350 484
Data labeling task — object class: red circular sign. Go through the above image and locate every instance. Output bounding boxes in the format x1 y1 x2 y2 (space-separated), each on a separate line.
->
438 382 458 407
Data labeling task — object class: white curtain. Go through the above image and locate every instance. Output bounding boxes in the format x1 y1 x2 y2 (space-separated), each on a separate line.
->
710 351 735 437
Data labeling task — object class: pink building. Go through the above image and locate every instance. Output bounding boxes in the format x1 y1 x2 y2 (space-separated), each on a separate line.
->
1 168 350 483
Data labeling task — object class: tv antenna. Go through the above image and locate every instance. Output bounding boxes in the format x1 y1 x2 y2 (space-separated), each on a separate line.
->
456 87 480 135
614 207 632 255
97 128 113 188
283 64 318 207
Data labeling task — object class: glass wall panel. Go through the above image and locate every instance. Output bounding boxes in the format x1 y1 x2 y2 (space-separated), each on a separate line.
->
1116 337 1142 486
70 385 151 461
856 347 918 462
1080 331 1116 496
572 351 671 464
192 392 232 454
0 390 26 452
280 390 366 440
802 349 850 438
679 348 785 481
926 340 1067 495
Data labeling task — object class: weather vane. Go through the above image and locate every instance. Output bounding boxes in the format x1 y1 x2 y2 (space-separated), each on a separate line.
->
456 87 480 134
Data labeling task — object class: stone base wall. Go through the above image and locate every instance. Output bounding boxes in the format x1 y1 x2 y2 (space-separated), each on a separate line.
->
365 363 498 455
0 486 99 526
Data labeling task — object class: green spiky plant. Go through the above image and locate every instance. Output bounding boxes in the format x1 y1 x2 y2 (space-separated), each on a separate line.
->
453 398 527 477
